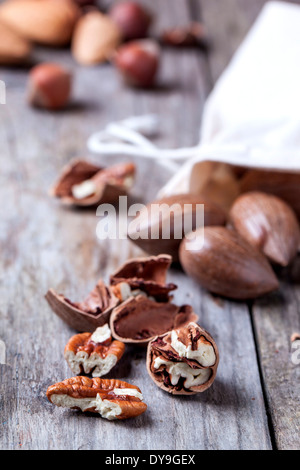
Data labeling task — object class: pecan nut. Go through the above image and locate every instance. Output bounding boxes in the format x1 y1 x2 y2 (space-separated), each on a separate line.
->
110 296 198 345
46 376 147 420
146 322 219 394
50 159 136 206
64 324 125 377
45 279 119 332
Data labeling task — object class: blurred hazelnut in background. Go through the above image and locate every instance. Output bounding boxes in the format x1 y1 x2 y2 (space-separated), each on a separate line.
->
109 1 152 40
114 39 160 87
27 63 72 110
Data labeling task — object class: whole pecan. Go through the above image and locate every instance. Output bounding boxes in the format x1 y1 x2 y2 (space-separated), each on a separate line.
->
64 324 125 377
50 159 136 206
46 376 147 420
147 322 219 394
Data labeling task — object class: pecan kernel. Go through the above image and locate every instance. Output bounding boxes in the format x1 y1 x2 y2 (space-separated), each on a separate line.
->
64 324 125 377
46 376 147 420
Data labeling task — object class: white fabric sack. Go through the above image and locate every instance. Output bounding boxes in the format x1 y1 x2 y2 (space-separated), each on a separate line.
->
87 1 300 200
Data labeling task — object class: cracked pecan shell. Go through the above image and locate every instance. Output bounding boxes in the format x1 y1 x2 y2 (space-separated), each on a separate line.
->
147 322 219 394
64 324 125 377
46 376 147 420
110 296 198 345
50 159 136 206
45 280 119 332
110 254 177 302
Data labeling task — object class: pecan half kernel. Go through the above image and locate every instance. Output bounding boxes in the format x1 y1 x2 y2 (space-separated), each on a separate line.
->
64 324 125 377
46 376 147 420
147 322 219 394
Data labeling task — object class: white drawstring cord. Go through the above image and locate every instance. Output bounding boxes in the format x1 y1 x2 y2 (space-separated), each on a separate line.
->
87 114 300 177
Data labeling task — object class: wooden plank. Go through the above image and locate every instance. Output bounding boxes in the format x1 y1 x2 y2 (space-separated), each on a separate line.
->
198 0 300 449
252 274 300 450
0 0 272 449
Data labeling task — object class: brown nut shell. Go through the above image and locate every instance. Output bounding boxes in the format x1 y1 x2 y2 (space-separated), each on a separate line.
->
45 280 119 332
110 295 198 345
110 254 177 302
50 159 136 206
240 170 300 220
127 194 227 261
230 191 300 266
147 322 219 395
179 226 279 300
46 376 147 419
64 327 125 377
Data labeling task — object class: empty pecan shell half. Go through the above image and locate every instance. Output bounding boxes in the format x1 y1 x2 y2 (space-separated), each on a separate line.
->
64 324 125 377
45 279 119 332
110 254 177 302
46 376 147 420
50 159 136 206
147 322 219 394
110 296 198 345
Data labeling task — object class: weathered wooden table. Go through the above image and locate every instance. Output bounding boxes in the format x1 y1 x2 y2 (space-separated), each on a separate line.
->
0 0 299 450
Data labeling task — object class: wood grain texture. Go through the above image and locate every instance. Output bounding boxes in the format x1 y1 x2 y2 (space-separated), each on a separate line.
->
0 0 297 450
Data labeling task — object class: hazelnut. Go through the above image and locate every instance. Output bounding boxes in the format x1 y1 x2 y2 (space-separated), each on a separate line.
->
109 1 152 40
27 63 72 110
114 39 160 87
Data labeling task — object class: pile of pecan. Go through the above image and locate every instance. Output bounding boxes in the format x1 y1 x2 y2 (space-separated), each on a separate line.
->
45 254 219 420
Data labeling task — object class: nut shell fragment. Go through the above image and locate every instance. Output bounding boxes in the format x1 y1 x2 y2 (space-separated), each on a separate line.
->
50 159 136 206
46 376 147 420
110 254 177 302
110 295 198 345
45 280 119 332
147 322 219 394
64 324 125 377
